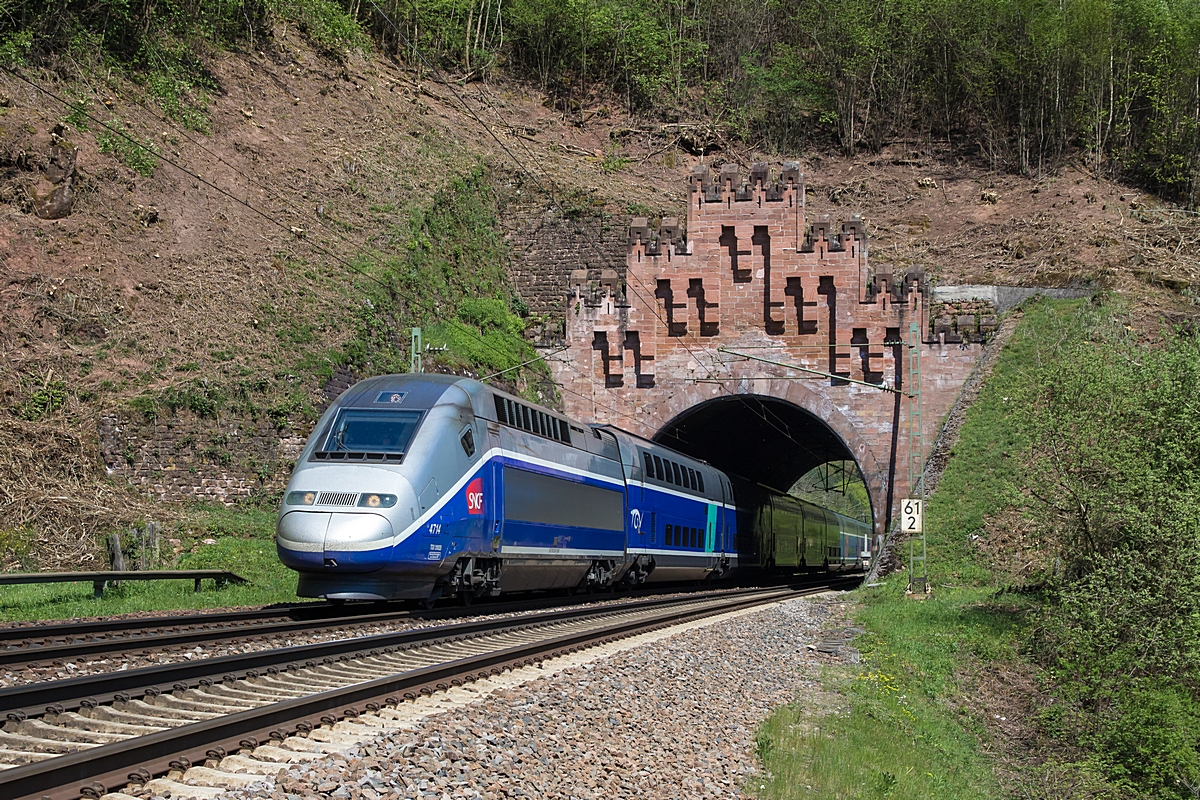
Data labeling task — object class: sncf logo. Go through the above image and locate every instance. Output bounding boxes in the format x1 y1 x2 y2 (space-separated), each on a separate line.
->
466 478 485 515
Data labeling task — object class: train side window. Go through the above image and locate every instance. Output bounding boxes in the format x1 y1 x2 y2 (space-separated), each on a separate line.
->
643 452 654 478
652 455 663 481
697 472 705 492
686 467 696 490
691 527 698 548
672 461 682 486
460 428 476 458
665 524 673 546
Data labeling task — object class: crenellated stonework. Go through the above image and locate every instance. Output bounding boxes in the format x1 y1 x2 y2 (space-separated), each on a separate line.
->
552 162 991 539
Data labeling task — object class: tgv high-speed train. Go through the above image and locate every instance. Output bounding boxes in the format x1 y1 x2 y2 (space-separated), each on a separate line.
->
276 374 871 603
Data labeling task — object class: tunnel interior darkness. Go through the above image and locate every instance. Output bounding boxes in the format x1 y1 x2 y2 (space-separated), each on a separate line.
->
652 395 872 520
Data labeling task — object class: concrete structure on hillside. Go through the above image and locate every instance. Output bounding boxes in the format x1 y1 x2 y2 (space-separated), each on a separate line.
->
550 162 997 543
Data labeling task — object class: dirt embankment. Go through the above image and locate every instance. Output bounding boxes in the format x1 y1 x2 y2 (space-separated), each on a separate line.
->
1 24 1196 568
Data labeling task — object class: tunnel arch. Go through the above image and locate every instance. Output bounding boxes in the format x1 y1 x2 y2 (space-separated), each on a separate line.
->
646 380 892 538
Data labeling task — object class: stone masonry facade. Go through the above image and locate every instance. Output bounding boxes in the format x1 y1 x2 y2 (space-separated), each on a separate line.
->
551 162 991 538
97 368 357 505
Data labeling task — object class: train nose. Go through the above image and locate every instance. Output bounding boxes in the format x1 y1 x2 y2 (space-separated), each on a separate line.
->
277 477 416 573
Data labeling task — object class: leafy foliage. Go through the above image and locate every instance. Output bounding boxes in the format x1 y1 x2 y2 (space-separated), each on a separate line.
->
97 120 160 176
18 379 68 420
1020 326 1200 795
354 0 1200 203
7 1 1199 201
265 0 365 57
344 163 549 396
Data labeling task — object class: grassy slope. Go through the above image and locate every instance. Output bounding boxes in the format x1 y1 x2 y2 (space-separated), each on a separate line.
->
754 299 1087 799
0 505 303 621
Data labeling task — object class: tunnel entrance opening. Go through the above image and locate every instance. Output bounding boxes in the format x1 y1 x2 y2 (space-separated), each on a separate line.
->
652 395 875 525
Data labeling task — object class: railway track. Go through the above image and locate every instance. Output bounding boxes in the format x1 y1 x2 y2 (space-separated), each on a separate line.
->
0 580 857 800
0 577 853 669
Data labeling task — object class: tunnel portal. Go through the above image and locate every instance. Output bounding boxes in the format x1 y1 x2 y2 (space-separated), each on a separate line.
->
652 394 872 523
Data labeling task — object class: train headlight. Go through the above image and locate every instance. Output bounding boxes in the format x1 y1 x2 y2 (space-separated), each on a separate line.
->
358 493 397 509
287 491 318 506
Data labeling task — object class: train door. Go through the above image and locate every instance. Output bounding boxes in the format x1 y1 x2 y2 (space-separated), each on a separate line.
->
453 420 485 555
718 476 732 556
798 506 808 568
611 434 638 551
485 421 504 554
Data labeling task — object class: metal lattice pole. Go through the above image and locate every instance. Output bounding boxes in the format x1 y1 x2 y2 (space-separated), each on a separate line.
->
907 321 928 594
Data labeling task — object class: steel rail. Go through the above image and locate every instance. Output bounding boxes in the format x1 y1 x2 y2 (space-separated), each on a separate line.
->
0 585 798 720
0 604 329 646
1 583 847 800
0 577 830 663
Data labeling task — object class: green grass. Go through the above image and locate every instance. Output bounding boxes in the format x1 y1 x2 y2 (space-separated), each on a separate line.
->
754 299 1090 799
755 587 1028 799
0 505 307 623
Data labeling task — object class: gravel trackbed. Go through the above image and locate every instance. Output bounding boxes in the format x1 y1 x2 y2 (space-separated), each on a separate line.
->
141 593 852 800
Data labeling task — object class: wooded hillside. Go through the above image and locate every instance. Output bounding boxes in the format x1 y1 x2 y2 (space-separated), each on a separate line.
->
11 0 1199 203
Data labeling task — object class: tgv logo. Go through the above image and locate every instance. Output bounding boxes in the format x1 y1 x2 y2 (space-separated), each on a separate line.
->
466 478 484 515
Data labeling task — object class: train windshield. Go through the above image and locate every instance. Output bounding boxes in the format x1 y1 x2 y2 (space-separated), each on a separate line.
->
322 409 424 454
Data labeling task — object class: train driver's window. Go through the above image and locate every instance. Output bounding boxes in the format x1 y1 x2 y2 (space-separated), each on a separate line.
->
459 428 476 458
653 455 664 482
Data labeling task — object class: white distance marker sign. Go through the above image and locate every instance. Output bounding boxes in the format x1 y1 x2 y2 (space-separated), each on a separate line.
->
900 498 923 533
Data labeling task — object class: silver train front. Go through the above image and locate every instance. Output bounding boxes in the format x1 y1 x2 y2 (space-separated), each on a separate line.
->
276 375 487 600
